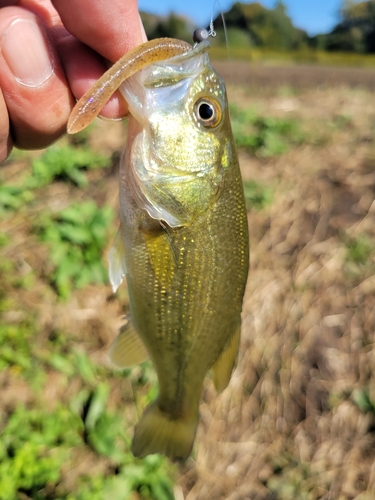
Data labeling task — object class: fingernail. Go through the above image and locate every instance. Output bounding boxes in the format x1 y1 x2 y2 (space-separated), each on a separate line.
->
2 18 53 87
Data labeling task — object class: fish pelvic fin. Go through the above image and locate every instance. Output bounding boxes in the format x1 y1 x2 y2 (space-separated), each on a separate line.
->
211 322 241 393
132 402 198 462
108 228 126 293
109 320 149 368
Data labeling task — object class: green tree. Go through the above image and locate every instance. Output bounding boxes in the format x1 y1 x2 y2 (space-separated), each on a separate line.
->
144 13 193 43
212 1 309 50
324 0 375 53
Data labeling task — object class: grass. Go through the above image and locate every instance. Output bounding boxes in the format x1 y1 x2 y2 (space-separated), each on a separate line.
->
2 77 375 498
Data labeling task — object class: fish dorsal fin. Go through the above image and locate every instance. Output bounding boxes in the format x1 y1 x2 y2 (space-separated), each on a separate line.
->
108 228 127 293
109 320 149 368
211 322 241 393
142 228 177 287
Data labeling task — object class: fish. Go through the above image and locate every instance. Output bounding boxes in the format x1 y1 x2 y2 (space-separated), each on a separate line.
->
68 37 249 462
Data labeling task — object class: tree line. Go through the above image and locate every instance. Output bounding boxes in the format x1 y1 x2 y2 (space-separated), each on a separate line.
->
141 1 375 53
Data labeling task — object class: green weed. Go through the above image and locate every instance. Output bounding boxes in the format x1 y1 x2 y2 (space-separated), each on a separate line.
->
332 114 353 129
26 144 108 189
0 320 36 374
352 387 375 414
0 142 108 217
33 201 113 298
243 179 273 210
0 406 80 500
0 182 34 215
344 234 373 265
230 104 304 157
68 455 175 500
0 397 175 500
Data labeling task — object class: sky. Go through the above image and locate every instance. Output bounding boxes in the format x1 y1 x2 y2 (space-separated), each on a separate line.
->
138 0 346 36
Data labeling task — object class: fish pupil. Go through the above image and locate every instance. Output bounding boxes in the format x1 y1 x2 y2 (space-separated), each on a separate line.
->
198 102 214 121
194 98 220 127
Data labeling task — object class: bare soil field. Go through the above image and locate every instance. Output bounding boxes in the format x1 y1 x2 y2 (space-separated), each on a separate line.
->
214 60 375 90
2 63 375 499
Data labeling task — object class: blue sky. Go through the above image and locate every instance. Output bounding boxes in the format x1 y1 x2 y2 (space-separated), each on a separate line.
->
138 0 345 36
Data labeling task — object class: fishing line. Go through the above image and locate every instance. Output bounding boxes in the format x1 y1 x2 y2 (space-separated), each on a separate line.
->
210 0 229 56
192 0 233 88
209 0 235 95
192 0 226 49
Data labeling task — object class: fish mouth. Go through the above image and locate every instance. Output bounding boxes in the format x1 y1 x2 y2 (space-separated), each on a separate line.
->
119 40 215 127
141 40 211 89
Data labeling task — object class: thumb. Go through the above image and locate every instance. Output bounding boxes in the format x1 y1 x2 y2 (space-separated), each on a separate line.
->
0 7 74 150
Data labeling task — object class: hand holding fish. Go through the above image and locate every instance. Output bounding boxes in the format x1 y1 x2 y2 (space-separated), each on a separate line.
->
0 0 145 162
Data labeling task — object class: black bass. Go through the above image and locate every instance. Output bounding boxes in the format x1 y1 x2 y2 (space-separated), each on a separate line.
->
68 38 249 462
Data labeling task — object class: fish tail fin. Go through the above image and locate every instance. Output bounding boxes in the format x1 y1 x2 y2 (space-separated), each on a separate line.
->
132 402 198 462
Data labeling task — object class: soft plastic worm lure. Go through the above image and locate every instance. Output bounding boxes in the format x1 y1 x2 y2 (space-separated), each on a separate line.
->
67 38 192 134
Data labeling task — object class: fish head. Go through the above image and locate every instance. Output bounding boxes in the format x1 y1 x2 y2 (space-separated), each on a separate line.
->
120 41 235 227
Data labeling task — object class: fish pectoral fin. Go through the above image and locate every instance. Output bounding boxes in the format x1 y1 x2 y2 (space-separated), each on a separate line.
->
108 228 126 293
211 322 241 393
142 227 177 287
109 320 149 368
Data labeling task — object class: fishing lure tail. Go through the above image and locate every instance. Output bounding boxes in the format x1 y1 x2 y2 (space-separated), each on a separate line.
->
132 403 198 462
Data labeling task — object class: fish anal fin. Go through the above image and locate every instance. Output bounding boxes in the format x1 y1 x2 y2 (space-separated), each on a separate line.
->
211 323 241 393
132 402 198 462
109 320 149 368
108 228 126 293
142 228 177 287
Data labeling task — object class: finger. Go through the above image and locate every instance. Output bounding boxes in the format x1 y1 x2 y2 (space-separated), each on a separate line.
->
16 0 126 120
0 88 12 162
0 7 74 150
51 0 146 120
52 0 146 62
52 25 129 120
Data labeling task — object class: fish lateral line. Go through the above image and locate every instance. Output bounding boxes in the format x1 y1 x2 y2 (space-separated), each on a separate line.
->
67 38 192 135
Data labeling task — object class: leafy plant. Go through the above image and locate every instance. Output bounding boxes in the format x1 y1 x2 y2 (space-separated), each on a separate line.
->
243 179 273 210
33 201 113 298
0 141 109 217
27 144 108 188
352 387 375 414
230 104 304 157
0 181 34 215
344 234 373 265
0 395 175 500
0 406 82 500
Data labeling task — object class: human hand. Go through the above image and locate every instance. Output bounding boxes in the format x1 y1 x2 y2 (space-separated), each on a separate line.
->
0 0 147 162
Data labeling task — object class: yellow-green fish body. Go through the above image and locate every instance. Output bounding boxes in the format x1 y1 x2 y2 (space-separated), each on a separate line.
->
109 41 249 461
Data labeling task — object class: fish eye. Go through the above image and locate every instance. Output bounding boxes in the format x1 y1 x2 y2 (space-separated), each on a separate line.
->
194 98 221 128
